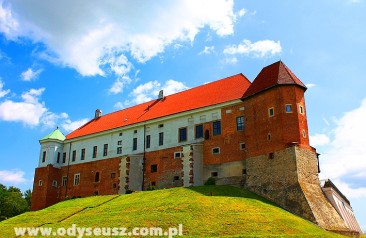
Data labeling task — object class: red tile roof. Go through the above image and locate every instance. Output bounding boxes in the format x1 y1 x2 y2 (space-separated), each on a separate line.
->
242 61 306 99
66 74 251 140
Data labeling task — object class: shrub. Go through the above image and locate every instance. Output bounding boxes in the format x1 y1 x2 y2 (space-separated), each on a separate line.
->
204 177 216 185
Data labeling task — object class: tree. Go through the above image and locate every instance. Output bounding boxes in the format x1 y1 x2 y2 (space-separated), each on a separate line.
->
24 189 32 209
0 183 29 220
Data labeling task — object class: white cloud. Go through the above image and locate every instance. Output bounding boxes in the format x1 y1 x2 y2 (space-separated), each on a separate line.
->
21 68 43 81
320 98 366 198
199 46 215 55
306 83 316 89
0 80 10 98
123 79 189 107
61 118 89 132
310 133 330 147
223 56 238 65
331 179 366 199
0 169 27 185
223 39 282 58
1 0 237 92
236 8 246 17
0 88 47 126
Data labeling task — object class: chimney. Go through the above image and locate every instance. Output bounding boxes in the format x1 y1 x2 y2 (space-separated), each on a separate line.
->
158 90 164 100
95 109 102 119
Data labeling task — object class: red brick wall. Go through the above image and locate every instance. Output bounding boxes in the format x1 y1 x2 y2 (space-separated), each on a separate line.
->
143 146 183 189
31 165 62 211
203 103 246 165
59 157 120 200
243 85 311 158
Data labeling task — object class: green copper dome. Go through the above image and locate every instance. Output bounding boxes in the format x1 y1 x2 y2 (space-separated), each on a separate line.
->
39 128 66 142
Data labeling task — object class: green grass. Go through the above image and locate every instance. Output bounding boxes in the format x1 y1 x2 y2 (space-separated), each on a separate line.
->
0 186 346 237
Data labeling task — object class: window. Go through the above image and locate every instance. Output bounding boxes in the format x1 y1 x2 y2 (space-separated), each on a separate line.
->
134 130 137 134
72 150 76 162
195 124 203 139
74 173 80 186
242 169 247 175
267 133 272 141
151 164 158 173
119 132 123 136
151 181 156 187
146 135 151 149
212 147 220 154
299 105 304 114
179 127 187 142
57 152 60 163
38 180 43 186
92 146 97 158
158 124 164 128
213 121 221 135
103 144 108 156
269 153 274 160
211 172 218 177
62 176 68 186
62 152 66 163
52 180 58 187
174 152 182 159
133 138 137 151
95 172 100 182
269 107 274 117
159 132 164 146
111 172 116 179
113 183 117 189
42 151 46 163
285 104 292 113
117 147 122 154
240 143 246 150
236 116 244 131
117 140 122 145
81 148 85 160
173 176 180 181
302 129 307 138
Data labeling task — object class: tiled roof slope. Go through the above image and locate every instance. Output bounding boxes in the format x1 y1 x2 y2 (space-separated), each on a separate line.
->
242 61 306 99
66 74 251 140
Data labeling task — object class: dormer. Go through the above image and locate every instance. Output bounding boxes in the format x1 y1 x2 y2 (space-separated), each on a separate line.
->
39 128 66 168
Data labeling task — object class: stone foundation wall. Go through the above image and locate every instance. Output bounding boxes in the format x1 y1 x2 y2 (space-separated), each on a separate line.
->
245 146 348 231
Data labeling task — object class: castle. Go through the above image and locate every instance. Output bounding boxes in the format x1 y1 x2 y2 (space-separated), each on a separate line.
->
31 61 362 234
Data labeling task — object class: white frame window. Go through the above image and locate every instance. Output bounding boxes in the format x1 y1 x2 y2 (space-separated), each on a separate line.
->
74 173 80 186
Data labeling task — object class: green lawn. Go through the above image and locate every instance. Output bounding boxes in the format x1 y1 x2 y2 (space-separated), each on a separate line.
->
0 185 346 237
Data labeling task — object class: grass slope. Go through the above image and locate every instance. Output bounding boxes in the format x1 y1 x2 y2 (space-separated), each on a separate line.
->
0 185 346 237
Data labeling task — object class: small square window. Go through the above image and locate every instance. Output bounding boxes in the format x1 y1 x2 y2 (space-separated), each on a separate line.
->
117 140 122 145
158 124 164 128
151 164 158 173
212 147 220 154
242 169 247 175
111 172 116 179
38 180 43 186
173 176 180 181
119 132 123 136
269 107 274 117
240 143 246 150
285 104 292 113
134 130 137 134
52 180 58 187
211 172 218 177
174 152 182 159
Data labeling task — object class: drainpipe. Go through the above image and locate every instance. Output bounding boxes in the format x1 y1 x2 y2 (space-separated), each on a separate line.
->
64 142 72 199
141 125 146 191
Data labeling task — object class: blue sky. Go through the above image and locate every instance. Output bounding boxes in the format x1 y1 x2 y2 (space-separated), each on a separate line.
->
0 0 365 232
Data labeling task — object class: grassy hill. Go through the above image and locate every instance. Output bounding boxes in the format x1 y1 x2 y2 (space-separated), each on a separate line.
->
0 185 347 237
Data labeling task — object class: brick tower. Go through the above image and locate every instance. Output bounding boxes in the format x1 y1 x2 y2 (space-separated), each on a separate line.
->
242 61 349 232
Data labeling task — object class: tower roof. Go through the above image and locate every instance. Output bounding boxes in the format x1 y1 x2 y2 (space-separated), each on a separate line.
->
242 61 306 99
66 74 251 140
40 128 66 142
